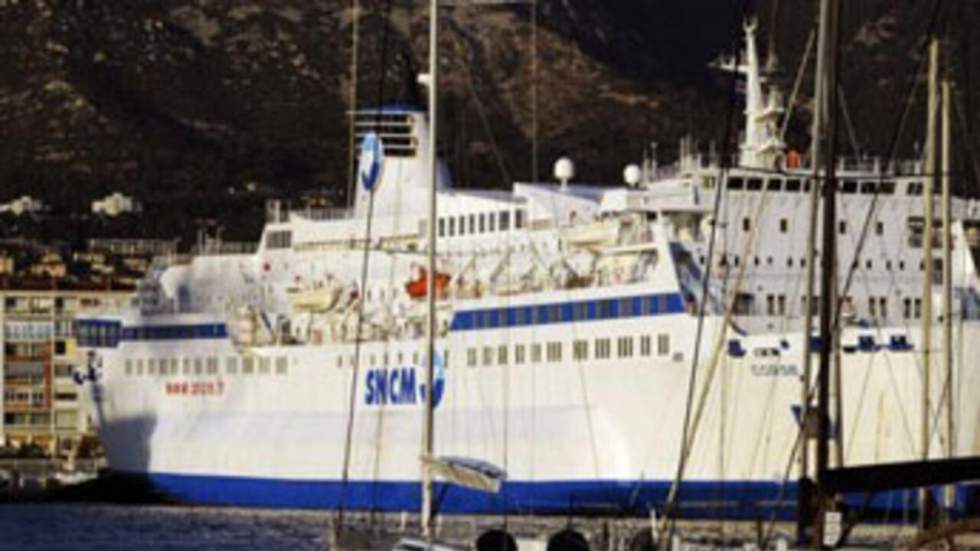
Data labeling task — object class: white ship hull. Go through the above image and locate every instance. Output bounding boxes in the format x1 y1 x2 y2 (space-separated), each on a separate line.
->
81 308 980 517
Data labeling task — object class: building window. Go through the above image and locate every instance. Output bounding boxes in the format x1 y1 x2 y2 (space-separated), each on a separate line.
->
226 357 238 375
779 219 788 233
516 209 526 229
515 344 526 365
258 357 271 375
876 221 884 235
448 217 455 236
242 357 255 374
742 218 751 232
531 343 542 363
498 345 508 365
467 348 477 367
573 340 589 361
657 334 671 356
903 298 912 319
640 335 652 356
479 214 486 233
482 347 493 366
500 211 511 231
275 357 288 375
839 221 846 234
879 297 888 319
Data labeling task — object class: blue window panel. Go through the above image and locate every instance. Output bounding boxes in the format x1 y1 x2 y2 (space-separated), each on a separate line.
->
587 301 597 320
609 299 620 318
632 297 643 317
489 310 500 328
666 294 684 313
561 303 573 322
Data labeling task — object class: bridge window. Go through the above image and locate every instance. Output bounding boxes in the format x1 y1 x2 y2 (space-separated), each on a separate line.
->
265 230 292 250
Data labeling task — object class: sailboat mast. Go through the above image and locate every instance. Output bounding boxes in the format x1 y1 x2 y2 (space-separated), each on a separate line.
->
798 0 830 541
798 0 831 541
346 0 361 208
941 74 955 507
814 0 840 544
920 36 940 528
421 0 439 541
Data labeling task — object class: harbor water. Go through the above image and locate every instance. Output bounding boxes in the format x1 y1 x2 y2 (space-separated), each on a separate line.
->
0 504 332 551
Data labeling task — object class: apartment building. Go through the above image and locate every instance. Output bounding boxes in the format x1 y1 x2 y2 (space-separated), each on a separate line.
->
0 286 133 455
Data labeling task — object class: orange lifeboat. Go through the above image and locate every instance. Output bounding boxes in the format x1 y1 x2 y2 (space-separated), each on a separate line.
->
406 266 451 299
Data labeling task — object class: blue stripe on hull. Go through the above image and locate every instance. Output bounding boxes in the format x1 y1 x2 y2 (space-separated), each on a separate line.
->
136 473 980 520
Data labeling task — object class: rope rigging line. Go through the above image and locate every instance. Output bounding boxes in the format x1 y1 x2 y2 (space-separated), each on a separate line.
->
657 6 764 541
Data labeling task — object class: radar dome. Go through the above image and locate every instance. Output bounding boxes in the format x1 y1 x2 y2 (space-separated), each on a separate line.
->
623 164 642 187
554 158 575 187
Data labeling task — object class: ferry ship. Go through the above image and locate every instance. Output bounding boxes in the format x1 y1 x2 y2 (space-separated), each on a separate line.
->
76 25 980 518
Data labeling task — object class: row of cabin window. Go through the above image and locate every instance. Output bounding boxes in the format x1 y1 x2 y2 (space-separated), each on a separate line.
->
335 350 449 369
438 210 526 238
713 253 936 274
727 178 905 195
764 295 925 320
742 217 886 237
124 356 288 376
464 334 671 367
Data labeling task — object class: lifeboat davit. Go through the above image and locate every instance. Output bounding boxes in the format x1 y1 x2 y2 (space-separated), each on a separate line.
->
406 266 451 299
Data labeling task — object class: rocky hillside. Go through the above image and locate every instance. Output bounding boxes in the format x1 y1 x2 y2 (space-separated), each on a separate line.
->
0 1 977 244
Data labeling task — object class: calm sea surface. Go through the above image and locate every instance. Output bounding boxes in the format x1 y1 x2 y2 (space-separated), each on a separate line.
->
0 504 333 551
